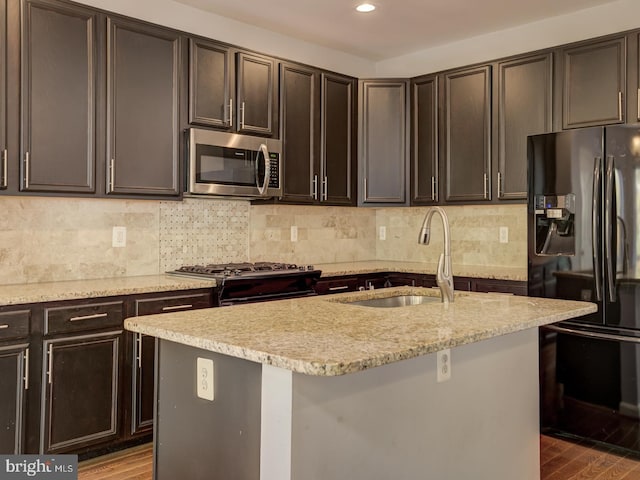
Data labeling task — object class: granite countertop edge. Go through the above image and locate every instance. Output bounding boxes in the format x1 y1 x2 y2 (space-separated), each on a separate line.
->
124 287 596 377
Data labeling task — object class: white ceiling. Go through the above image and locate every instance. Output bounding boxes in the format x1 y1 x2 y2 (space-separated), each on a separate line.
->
174 0 618 61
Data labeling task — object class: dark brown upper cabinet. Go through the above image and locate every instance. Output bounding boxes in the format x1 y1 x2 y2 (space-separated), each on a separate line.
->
279 61 320 204
321 72 357 206
20 0 98 193
495 53 553 200
443 65 492 202
106 17 181 197
236 52 277 137
561 36 626 129
410 74 438 205
188 38 233 129
359 79 409 205
0 0 6 191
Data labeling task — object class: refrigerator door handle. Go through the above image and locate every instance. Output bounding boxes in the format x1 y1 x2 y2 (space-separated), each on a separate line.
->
592 156 603 302
604 155 616 303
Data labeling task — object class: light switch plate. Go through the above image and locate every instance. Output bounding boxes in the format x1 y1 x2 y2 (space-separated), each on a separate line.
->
379 226 386 240
196 357 215 401
499 226 509 244
291 226 298 242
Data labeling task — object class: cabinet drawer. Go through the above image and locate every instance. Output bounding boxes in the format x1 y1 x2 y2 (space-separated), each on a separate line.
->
314 277 360 295
474 280 527 296
134 291 212 316
45 301 124 335
0 310 30 341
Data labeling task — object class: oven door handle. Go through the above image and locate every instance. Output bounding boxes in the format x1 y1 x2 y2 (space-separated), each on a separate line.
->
256 144 270 196
544 324 640 344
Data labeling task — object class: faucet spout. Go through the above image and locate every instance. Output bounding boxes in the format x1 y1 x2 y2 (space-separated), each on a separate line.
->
418 207 454 303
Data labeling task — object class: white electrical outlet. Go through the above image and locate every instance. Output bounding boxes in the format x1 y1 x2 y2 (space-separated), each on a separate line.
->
291 225 298 242
499 226 509 244
379 226 386 240
196 357 215 401
437 349 451 383
112 226 126 248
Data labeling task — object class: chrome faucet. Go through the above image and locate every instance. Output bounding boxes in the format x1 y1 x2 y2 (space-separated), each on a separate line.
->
418 207 454 303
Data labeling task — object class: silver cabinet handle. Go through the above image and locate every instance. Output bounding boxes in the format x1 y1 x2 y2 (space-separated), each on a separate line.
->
431 176 437 201
618 91 623 122
328 285 349 291
109 159 115 192
136 333 142 369
24 152 30 189
637 88 640 122
1 149 7 188
363 177 368 199
161 304 193 311
322 176 328 201
312 175 318 200
70 312 108 322
23 348 29 390
47 344 53 384
497 171 503 198
0 324 8 329
228 98 233 127
544 324 640 344
240 101 246 129
483 173 488 199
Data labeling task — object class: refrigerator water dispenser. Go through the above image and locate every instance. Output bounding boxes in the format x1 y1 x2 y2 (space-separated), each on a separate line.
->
534 194 576 256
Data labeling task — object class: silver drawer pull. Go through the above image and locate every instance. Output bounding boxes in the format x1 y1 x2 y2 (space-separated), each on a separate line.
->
0 324 9 329
70 312 108 322
162 304 193 311
328 286 349 291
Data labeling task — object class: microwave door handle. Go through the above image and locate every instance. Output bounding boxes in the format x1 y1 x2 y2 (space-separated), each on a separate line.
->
256 144 270 196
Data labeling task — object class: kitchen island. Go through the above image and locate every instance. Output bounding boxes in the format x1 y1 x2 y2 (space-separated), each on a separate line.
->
124 287 596 480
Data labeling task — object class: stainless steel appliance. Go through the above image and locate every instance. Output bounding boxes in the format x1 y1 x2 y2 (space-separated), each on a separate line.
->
529 126 640 454
168 262 321 306
187 129 282 198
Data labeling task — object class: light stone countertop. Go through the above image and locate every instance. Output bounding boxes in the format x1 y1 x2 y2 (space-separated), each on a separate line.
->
124 286 595 376
316 261 527 281
0 275 217 306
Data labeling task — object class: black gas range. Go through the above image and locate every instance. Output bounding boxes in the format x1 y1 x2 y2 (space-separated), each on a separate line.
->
168 262 322 306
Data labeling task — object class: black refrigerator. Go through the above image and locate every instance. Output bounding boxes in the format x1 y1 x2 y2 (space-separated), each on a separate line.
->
529 125 640 455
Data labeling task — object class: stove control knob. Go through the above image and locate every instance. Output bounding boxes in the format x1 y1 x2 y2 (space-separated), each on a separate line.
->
307 265 314 271
298 266 305 271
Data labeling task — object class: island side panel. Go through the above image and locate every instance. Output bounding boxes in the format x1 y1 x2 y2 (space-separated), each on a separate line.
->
286 328 540 480
154 340 262 480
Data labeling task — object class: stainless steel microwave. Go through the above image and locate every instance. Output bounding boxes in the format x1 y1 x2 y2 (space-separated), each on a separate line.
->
187 128 282 198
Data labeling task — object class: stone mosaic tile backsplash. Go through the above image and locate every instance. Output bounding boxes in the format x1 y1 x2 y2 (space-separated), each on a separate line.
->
0 195 526 286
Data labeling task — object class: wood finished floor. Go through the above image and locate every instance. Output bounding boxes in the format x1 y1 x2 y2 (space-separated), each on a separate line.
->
77 436 640 479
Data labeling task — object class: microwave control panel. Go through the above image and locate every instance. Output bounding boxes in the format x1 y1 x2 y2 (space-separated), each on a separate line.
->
269 153 280 188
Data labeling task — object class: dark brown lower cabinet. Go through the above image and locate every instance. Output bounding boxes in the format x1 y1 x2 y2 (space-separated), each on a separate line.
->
0 343 29 454
41 331 121 454
129 290 213 438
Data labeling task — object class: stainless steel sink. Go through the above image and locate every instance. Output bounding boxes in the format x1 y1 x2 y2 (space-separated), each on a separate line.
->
347 295 440 308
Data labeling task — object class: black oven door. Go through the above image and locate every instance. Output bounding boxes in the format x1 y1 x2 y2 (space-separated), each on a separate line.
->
540 323 640 455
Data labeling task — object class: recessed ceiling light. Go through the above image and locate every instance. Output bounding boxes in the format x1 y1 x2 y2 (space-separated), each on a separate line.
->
356 3 376 13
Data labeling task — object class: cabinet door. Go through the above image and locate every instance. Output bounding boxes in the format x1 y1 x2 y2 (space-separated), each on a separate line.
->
0 343 28 454
189 38 233 128
279 62 319 203
0 0 6 191
321 73 356 206
411 75 438 204
236 52 276 136
107 17 180 196
20 0 97 193
443 66 492 202
42 331 121 453
496 53 553 200
360 80 408 205
562 36 626 128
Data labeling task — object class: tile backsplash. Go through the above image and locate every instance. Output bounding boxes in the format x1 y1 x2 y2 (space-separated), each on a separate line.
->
0 195 527 286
